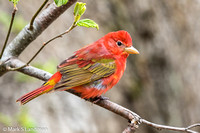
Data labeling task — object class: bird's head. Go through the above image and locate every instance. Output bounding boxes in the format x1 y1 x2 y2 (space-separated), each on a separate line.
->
103 30 139 58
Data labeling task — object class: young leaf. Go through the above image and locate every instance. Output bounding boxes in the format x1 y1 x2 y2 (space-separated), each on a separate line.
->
77 19 99 30
9 0 19 6
74 2 86 22
74 2 86 16
54 0 68 7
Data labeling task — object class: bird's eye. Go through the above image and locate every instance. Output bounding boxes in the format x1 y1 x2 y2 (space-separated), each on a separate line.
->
117 41 123 46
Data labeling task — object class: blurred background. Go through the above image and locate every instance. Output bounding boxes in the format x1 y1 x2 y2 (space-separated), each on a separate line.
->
0 0 200 133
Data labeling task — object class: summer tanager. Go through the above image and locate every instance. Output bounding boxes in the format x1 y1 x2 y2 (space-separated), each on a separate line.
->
17 30 139 105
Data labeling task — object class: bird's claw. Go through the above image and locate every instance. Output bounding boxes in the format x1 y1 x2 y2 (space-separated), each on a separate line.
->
91 96 109 103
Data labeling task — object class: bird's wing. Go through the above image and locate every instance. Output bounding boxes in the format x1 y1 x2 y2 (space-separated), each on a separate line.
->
54 57 116 90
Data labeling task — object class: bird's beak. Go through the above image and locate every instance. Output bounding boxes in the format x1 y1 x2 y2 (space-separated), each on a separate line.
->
124 46 139 54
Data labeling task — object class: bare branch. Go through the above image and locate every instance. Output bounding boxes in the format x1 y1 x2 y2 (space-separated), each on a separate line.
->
26 23 76 64
141 119 199 133
0 6 18 59
187 124 200 130
29 0 49 30
122 123 136 133
6 58 51 80
1 0 77 61
5 58 200 133
11 22 77 71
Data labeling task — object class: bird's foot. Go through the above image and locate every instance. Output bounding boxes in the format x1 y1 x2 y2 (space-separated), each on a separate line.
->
91 96 109 104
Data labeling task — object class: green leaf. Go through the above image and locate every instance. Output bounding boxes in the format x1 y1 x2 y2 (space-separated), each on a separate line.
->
77 19 99 30
9 0 19 6
74 2 86 16
74 2 86 22
54 0 68 7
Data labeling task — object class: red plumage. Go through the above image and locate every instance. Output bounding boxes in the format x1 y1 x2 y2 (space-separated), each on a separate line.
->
16 30 139 105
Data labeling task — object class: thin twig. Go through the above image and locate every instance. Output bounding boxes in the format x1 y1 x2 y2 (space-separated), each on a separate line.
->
43 24 76 48
29 0 49 30
0 6 17 59
28 23 76 64
187 123 200 130
141 119 199 133
9 24 77 71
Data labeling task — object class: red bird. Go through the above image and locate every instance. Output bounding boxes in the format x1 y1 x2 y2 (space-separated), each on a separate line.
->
17 30 139 105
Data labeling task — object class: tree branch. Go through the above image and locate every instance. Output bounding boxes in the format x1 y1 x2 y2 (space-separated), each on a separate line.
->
5 58 200 133
141 119 199 133
1 0 77 61
7 58 52 81
10 21 77 71
29 0 49 30
0 6 17 59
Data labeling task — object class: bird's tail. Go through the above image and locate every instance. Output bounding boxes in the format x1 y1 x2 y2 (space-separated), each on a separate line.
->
16 72 62 105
